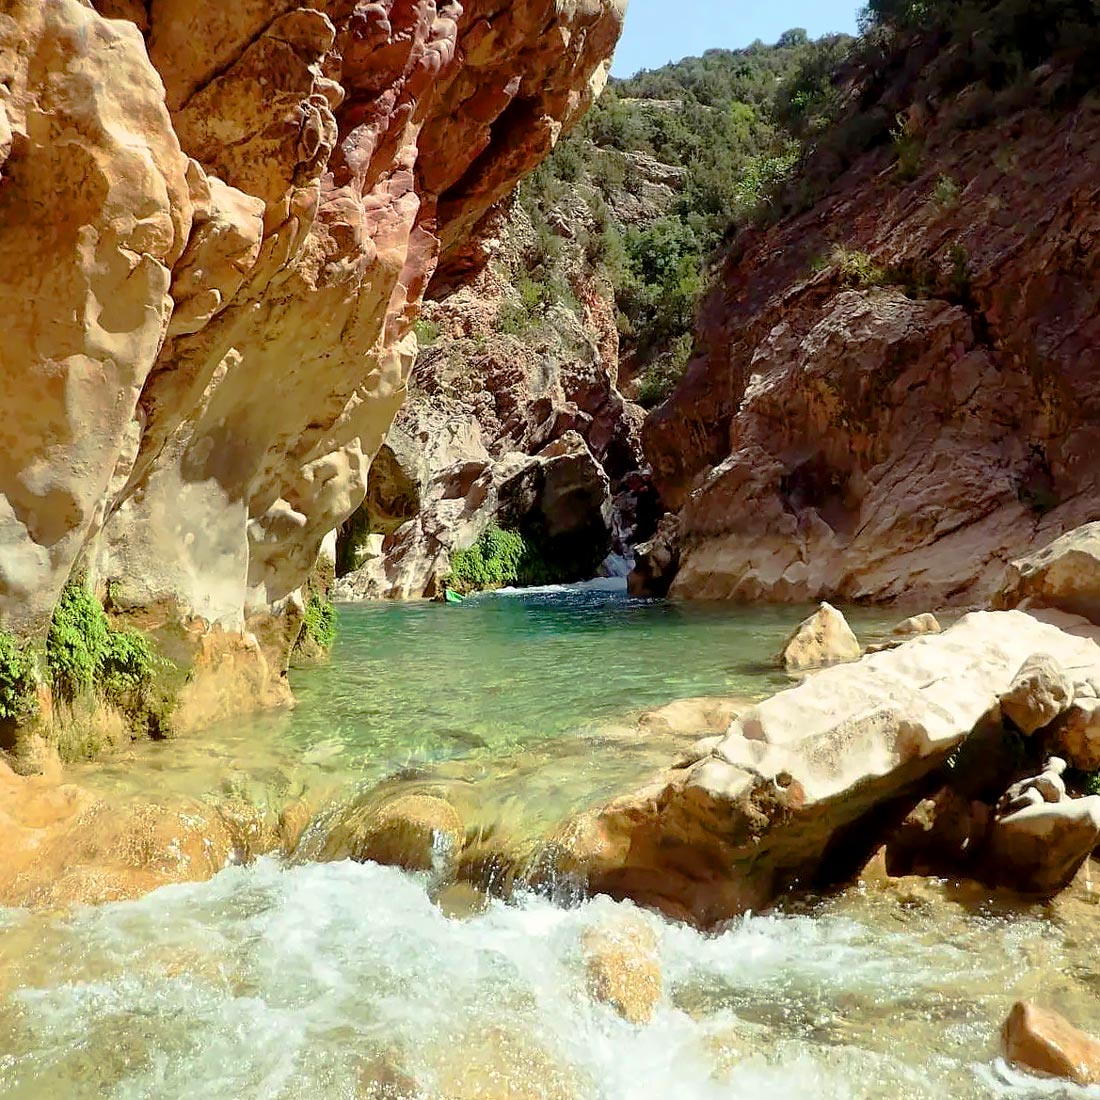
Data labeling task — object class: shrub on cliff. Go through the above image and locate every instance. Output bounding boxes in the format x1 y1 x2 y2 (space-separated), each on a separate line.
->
46 582 175 740
302 593 337 651
447 526 529 593
0 632 36 723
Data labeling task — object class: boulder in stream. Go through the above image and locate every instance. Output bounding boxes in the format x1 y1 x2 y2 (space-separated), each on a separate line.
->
581 912 662 1024
994 523 1100 623
1003 1001 1100 1086
555 610 1100 927
778 602 861 672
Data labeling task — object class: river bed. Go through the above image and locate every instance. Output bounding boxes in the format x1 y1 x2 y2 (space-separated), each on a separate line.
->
1 587 1095 1099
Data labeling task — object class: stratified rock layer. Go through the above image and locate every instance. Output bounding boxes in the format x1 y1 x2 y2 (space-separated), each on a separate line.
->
0 0 625 697
646 81 1100 605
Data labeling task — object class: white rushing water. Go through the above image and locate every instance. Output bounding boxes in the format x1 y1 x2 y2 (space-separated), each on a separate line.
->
0 857 1091 1100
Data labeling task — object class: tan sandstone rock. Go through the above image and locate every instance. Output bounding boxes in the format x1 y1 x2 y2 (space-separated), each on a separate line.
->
581 913 663 1024
779 602 861 672
555 610 1100 926
892 613 942 636
0 0 626 715
1052 698 1100 771
318 793 465 874
999 654 1074 735
1003 1001 1100 1085
994 523 1100 624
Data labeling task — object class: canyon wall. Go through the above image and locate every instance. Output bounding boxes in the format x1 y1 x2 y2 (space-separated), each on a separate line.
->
0 0 625 706
644 61 1100 606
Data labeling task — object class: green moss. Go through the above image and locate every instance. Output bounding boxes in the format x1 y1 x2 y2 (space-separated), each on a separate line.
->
0 632 37 723
302 593 337 651
45 582 177 745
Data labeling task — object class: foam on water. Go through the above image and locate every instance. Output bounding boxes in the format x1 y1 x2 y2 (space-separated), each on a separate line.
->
0 858 1090 1100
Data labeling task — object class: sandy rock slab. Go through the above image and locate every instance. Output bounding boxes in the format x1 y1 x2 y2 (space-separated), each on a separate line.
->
1003 1001 1100 1085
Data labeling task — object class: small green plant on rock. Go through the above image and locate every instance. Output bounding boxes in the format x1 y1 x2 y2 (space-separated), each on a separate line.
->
413 318 440 347
47 582 110 700
931 174 961 209
832 246 886 288
0 632 37 723
302 593 337 651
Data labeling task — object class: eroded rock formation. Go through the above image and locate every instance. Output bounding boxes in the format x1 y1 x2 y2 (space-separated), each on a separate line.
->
0 0 626 698
644 67 1100 605
555 609 1100 926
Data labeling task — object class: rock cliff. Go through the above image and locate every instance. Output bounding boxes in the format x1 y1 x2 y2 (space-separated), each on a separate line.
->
0 0 625 707
644 50 1100 605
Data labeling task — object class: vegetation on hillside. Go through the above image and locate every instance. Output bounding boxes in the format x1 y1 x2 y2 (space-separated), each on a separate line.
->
504 0 1100 408
512 31 850 406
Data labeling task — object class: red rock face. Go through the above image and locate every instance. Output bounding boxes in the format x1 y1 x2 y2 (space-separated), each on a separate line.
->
0 1 624 681
646 85 1100 605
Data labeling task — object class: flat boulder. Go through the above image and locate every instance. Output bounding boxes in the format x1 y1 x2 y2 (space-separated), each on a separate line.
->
555 610 1100 927
1003 1001 1100 1085
998 654 1073 735
994 523 1100 623
779 601 861 672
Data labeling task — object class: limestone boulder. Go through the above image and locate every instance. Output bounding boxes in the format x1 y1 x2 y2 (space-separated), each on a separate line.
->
1052 698 1100 771
998 654 1074 735
994 523 1100 623
555 610 1100 927
1003 1001 1100 1086
986 794 1100 895
581 913 662 1025
779 602 861 672
892 613 941 636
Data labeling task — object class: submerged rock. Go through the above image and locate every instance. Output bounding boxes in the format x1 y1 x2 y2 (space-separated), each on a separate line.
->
581 913 662 1025
779 601 861 672
318 793 465 875
1002 1001 1100 1085
892 613 942 637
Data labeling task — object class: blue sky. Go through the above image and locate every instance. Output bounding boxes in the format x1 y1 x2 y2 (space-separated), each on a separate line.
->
611 0 862 77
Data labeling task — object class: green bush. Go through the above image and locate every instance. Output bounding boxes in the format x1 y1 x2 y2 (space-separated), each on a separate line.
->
47 582 110 700
302 593 337 651
832 246 887 287
414 318 440 347
0 632 36 722
46 582 174 740
447 526 529 593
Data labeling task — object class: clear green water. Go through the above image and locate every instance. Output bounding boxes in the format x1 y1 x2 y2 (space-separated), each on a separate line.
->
77 582 899 811
8 586 1088 1100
